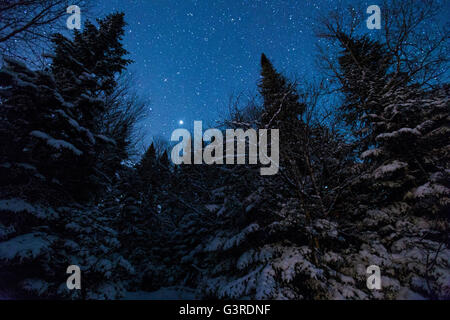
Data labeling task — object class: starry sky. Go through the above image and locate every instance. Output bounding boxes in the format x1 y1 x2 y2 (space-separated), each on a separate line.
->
90 0 448 148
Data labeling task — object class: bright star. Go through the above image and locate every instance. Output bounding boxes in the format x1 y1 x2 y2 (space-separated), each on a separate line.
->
179 120 184 125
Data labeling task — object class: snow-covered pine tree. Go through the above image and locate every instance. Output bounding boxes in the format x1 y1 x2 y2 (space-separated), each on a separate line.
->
339 83 450 299
0 13 135 299
314 30 450 299
138 143 157 183
309 31 450 299
115 142 162 282
50 13 131 198
259 53 305 127
171 55 354 299
336 34 392 127
259 53 307 174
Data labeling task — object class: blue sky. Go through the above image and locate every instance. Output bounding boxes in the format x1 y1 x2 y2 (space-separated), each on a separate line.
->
90 0 448 150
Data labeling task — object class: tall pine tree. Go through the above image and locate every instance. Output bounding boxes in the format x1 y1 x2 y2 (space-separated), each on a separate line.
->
0 13 135 299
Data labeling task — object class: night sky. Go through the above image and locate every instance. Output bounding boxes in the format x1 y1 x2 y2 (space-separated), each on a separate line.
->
91 0 448 149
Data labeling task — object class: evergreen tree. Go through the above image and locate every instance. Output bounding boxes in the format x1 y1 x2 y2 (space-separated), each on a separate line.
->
159 150 170 168
138 143 157 181
337 34 392 125
0 13 135 299
259 54 308 177
259 53 305 128
50 13 132 193
162 55 353 300
329 33 449 299
333 84 450 300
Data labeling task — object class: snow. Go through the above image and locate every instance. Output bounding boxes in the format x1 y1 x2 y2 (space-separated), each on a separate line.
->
415 120 434 133
65 222 83 233
204 236 226 252
361 148 382 159
122 287 196 300
373 160 407 179
95 259 114 278
413 182 450 198
63 240 79 250
216 267 262 299
237 246 274 270
274 247 323 283
204 204 221 213
0 162 11 169
255 265 277 299
56 111 96 144
96 134 117 145
0 198 35 213
0 198 58 220
87 282 124 300
397 287 426 300
0 223 15 240
17 163 37 171
30 130 83 156
223 223 260 250
21 278 50 296
237 250 255 270
116 256 135 274
0 232 55 262
376 128 421 141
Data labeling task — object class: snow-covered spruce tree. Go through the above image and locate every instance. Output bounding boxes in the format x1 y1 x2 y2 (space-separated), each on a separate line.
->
331 33 402 155
0 13 135 299
170 55 357 299
116 143 172 290
136 142 228 291
334 83 450 300
259 53 308 175
51 13 131 198
259 53 306 127
98 138 196 293
336 34 392 128
318 31 450 299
